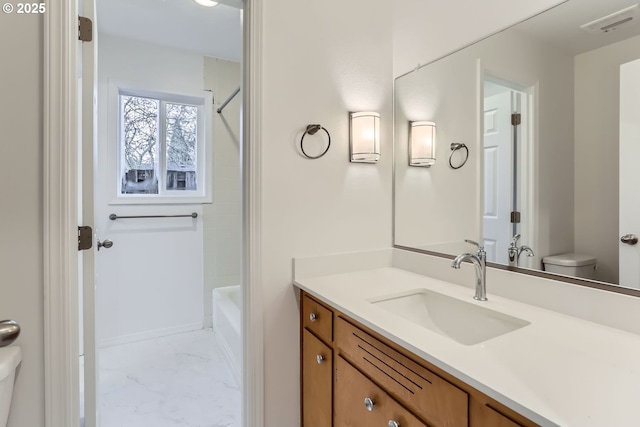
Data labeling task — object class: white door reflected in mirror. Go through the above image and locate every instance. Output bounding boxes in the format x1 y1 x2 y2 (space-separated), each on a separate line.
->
619 58 640 289
482 82 533 268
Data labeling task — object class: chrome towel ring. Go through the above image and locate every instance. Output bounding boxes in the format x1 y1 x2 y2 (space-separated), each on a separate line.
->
449 143 469 169
300 124 331 159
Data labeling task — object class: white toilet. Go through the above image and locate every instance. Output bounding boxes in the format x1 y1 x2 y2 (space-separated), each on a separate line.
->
542 253 598 280
0 346 21 427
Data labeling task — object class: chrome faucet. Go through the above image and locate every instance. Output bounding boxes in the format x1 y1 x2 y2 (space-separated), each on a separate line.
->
507 234 534 268
451 240 487 301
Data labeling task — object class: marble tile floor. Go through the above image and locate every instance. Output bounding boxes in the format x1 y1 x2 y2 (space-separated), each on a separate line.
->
98 329 241 427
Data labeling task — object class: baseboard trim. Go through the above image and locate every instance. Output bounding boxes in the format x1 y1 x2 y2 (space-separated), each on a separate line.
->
204 314 213 329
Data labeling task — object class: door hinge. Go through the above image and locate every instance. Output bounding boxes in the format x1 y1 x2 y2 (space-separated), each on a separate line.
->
78 226 93 251
511 113 521 126
510 211 521 224
78 16 93 42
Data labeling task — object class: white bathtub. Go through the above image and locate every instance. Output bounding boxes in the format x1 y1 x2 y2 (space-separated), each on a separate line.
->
212 285 241 386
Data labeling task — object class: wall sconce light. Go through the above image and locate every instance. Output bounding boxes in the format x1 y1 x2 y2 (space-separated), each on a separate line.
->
409 121 436 167
193 0 219 7
349 112 380 163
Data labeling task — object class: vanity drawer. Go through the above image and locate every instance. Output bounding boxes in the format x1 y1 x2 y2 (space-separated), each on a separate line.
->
302 329 333 427
335 355 428 427
335 317 468 427
302 293 333 343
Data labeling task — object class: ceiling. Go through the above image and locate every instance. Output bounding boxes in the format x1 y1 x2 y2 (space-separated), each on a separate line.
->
96 0 242 62
515 0 640 55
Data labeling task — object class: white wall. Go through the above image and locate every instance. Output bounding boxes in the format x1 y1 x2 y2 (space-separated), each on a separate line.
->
260 0 393 424
0 13 45 427
203 57 241 327
95 34 206 344
574 35 640 284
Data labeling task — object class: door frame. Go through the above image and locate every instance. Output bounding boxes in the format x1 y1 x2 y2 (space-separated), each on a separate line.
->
43 1 264 426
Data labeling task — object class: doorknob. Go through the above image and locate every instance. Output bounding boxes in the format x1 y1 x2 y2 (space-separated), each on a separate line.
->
97 239 114 251
0 320 20 347
620 234 638 245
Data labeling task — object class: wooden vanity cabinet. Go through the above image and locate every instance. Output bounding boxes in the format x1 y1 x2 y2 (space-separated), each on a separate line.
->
299 291 538 427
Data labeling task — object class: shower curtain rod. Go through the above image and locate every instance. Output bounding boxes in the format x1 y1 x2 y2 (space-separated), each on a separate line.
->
217 86 240 114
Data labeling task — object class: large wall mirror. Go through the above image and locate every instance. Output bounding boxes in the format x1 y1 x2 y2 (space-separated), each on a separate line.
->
394 0 640 292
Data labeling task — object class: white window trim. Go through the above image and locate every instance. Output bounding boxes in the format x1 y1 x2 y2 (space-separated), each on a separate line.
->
108 79 213 205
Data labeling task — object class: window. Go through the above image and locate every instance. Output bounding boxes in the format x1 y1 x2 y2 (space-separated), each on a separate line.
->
115 87 212 203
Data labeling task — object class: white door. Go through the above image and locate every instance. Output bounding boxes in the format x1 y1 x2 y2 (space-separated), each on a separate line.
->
483 91 513 263
619 58 640 289
79 0 98 425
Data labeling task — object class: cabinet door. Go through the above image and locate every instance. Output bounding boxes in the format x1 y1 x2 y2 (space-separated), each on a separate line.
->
335 356 427 427
473 404 523 427
302 329 333 427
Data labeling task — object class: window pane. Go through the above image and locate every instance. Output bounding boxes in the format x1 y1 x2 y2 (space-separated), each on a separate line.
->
120 95 159 194
166 103 198 191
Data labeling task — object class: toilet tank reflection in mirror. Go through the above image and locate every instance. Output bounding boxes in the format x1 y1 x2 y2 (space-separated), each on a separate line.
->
393 0 640 290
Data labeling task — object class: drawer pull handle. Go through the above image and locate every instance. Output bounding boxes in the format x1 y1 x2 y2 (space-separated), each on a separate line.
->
316 354 325 364
364 397 375 411
309 313 317 322
388 420 400 427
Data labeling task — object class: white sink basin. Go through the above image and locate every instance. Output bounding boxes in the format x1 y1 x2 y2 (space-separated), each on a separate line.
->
370 289 530 345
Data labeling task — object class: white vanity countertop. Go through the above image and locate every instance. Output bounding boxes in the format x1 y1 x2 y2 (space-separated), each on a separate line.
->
294 267 640 427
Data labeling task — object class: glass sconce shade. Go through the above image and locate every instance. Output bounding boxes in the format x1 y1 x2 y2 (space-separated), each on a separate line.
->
409 121 436 167
350 112 380 163
194 0 219 6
